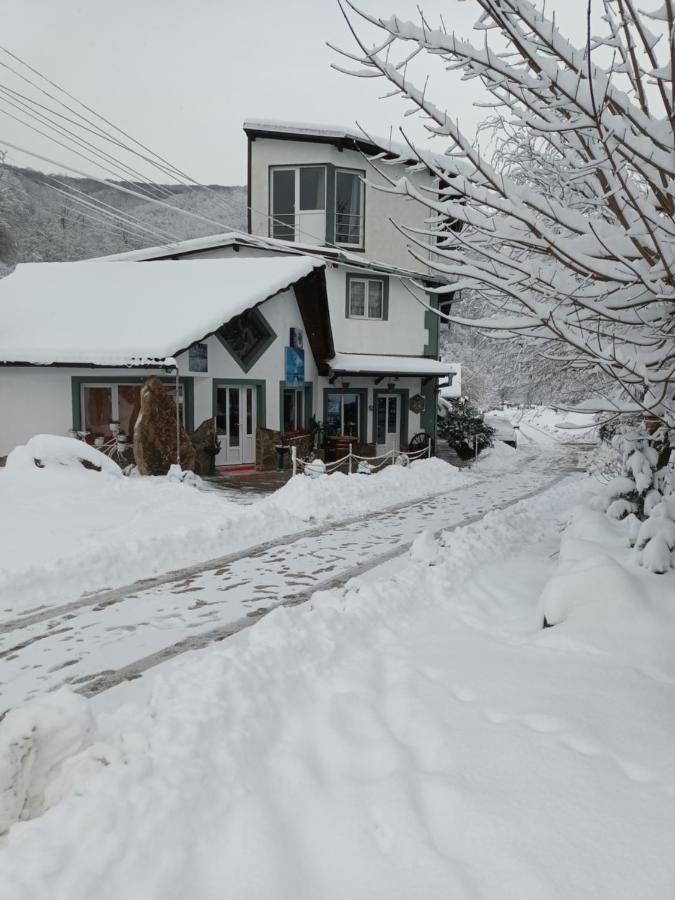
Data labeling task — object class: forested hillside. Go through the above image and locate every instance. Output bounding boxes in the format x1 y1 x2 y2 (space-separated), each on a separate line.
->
0 163 246 263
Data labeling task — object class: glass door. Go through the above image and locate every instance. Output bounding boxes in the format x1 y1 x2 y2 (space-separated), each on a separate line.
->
376 395 400 454
215 386 256 467
242 386 256 464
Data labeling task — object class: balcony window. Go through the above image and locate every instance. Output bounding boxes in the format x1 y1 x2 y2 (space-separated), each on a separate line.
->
271 166 326 245
269 164 365 249
335 170 364 247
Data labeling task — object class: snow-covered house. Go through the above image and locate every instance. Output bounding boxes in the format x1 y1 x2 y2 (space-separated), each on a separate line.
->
0 256 331 465
0 120 455 465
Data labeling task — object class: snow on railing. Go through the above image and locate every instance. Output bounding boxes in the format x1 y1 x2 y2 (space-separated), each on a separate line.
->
291 441 432 477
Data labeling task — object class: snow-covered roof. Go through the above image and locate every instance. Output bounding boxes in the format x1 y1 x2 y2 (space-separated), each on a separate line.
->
439 367 461 399
98 230 449 285
244 118 416 160
243 118 452 170
328 353 454 377
0 257 322 366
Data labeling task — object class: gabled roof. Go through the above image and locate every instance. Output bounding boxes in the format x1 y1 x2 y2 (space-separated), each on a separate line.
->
97 230 450 286
0 256 324 367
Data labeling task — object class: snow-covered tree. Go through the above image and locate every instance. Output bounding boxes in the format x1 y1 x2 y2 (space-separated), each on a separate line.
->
335 0 675 427
0 153 17 275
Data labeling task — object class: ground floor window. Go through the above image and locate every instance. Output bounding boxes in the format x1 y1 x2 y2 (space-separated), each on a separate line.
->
325 392 360 439
282 388 304 433
81 382 184 443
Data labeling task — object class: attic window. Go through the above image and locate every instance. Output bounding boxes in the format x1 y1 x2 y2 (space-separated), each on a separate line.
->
216 308 276 372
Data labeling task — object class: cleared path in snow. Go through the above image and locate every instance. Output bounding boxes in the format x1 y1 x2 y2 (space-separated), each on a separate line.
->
0 450 583 712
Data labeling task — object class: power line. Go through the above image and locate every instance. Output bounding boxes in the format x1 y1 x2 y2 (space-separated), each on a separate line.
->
40 177 181 244
0 139 234 234
42 175 181 242
0 46 259 233
0 93 170 198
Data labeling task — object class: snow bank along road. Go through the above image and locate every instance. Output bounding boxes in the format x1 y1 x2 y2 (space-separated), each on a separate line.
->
0 450 583 712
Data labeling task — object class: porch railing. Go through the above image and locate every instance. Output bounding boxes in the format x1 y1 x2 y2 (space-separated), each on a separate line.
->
291 440 432 477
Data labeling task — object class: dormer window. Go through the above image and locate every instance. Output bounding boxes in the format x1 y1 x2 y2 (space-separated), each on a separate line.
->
269 165 365 249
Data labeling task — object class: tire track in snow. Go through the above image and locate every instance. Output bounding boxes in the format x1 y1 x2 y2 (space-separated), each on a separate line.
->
71 470 574 699
0 451 584 711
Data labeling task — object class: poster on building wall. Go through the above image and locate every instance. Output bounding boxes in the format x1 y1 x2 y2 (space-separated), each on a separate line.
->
289 327 303 350
188 342 208 373
285 346 305 388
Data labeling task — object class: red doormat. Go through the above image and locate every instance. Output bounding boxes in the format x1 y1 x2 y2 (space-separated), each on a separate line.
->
215 465 257 475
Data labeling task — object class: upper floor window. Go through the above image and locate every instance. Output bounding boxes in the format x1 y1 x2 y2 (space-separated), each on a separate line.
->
269 165 365 249
346 273 389 320
271 166 326 245
335 170 364 248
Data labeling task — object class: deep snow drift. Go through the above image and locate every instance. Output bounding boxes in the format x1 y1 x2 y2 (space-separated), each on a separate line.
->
0 439 471 614
1 474 673 899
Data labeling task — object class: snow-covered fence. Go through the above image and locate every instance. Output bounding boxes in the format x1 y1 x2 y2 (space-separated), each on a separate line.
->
291 441 431 477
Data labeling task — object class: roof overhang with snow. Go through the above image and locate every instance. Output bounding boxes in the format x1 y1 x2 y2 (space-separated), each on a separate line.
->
0 256 325 367
243 118 421 164
97 230 450 286
328 353 455 379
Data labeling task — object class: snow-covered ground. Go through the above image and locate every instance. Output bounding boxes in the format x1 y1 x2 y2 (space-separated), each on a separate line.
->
1 468 673 898
486 406 597 447
1 447 571 711
0 436 473 615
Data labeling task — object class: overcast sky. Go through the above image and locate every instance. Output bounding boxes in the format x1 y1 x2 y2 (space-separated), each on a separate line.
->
2 0 593 186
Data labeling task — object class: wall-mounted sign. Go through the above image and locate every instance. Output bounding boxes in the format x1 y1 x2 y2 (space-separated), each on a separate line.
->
188 342 208 373
285 346 305 388
289 327 304 350
409 393 426 414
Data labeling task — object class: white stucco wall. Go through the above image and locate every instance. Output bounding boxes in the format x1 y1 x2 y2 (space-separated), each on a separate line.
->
0 364 169 457
249 137 436 273
324 266 431 357
175 286 318 432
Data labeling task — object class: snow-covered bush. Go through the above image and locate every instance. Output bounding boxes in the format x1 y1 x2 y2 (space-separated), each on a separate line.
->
437 397 495 460
601 425 675 573
5 434 122 477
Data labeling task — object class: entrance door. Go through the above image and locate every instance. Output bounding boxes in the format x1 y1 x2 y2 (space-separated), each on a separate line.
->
375 394 400 455
215 386 256 466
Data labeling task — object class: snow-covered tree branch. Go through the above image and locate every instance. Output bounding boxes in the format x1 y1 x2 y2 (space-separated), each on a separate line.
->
334 0 675 425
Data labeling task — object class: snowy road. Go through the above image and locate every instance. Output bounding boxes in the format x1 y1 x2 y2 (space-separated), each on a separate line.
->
0 450 583 712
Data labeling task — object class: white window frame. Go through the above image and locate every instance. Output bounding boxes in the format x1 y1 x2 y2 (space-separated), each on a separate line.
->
348 277 385 320
270 165 327 244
